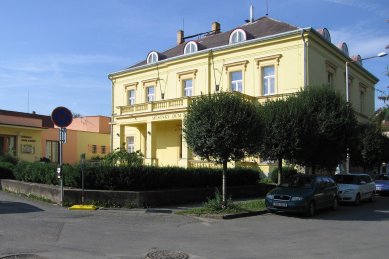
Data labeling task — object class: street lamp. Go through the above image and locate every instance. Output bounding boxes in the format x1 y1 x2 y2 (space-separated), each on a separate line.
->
345 51 387 174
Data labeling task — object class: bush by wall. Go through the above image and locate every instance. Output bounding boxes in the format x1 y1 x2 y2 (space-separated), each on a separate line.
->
0 162 15 179
269 166 298 184
12 162 261 191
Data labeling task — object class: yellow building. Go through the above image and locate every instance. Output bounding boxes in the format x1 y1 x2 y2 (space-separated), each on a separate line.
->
109 16 378 171
0 109 110 164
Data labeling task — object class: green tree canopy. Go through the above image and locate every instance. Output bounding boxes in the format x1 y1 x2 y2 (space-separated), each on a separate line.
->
292 86 357 173
183 92 262 205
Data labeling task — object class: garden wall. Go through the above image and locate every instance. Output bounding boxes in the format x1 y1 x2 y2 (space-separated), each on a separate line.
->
0 179 275 207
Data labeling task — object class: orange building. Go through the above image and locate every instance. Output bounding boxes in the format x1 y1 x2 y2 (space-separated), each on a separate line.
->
0 109 110 164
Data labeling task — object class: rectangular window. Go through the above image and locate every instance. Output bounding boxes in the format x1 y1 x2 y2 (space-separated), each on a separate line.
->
262 66 275 95
92 145 97 154
327 71 334 86
101 145 106 154
128 90 136 105
230 71 243 92
183 79 193 97
360 90 365 113
127 136 135 153
45 140 59 162
0 135 16 156
147 86 155 102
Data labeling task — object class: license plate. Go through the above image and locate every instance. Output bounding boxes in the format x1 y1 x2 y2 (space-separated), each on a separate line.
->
273 202 287 207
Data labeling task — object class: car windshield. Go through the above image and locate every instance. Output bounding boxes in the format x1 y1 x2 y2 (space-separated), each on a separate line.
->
282 176 313 188
375 174 389 180
334 175 358 184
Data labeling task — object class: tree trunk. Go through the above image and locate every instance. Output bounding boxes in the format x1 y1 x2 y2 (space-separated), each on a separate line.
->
277 158 282 185
222 159 227 208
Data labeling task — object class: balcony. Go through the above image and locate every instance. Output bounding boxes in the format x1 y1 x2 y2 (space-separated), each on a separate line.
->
118 97 192 116
117 92 292 116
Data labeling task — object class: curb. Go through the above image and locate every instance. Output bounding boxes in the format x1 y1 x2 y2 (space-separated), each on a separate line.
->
187 209 269 220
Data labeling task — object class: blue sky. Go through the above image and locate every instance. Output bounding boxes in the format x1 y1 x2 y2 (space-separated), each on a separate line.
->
0 0 388 116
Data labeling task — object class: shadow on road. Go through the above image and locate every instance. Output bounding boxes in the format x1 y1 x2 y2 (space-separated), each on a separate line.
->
0 201 44 214
274 196 389 222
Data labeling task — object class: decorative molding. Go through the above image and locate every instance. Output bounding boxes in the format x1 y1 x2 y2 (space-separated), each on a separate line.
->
224 60 249 73
124 82 139 90
255 54 282 68
141 78 159 87
325 60 337 74
177 69 198 81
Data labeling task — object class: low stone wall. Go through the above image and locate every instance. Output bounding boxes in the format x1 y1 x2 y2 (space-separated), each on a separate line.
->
0 179 275 207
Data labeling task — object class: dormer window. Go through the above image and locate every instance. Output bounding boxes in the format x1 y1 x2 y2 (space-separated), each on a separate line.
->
147 52 159 64
317 28 331 43
229 29 247 44
184 41 198 54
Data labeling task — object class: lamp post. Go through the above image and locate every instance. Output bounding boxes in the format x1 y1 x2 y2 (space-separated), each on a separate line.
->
345 51 387 174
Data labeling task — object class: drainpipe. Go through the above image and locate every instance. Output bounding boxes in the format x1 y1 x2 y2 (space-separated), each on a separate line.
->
109 78 116 153
301 28 307 89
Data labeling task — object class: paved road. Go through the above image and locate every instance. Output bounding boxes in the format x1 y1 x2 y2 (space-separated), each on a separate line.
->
1 190 389 259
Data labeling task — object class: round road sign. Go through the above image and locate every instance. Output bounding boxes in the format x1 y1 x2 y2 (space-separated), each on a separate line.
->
51 106 73 128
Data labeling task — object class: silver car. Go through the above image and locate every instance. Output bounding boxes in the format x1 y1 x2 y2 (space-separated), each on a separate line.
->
334 174 376 205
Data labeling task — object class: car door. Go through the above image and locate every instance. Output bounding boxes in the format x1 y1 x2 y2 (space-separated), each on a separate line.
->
314 177 327 209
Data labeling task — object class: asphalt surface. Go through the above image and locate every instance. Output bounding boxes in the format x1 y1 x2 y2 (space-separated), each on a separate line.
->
1 190 389 259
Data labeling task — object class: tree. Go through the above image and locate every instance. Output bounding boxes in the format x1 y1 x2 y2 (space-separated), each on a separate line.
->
183 92 262 206
292 86 357 173
259 97 306 184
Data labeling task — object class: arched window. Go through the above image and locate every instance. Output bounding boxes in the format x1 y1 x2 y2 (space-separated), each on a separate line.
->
337 42 349 56
184 41 198 54
229 29 247 44
147 52 159 64
317 28 331 42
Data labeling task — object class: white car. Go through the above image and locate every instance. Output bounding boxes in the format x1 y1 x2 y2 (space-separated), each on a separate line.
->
334 174 376 205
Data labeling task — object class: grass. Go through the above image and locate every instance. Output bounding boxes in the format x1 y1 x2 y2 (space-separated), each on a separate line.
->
176 198 266 216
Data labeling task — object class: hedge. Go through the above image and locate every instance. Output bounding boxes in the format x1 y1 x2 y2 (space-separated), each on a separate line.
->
11 161 262 191
269 166 298 183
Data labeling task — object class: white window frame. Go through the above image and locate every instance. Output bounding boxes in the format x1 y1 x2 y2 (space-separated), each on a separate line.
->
146 86 155 102
127 136 135 153
262 65 275 95
229 29 246 44
230 71 243 92
183 79 193 97
128 89 136 105
184 41 198 54
147 52 158 64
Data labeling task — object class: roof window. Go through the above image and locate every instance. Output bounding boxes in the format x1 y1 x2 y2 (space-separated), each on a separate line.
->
184 41 198 54
147 51 159 64
229 29 247 44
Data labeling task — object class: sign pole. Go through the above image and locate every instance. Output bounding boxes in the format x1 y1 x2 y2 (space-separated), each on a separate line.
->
59 128 64 206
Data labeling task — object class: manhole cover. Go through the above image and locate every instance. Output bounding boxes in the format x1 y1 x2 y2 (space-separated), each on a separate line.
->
146 250 189 259
0 254 47 259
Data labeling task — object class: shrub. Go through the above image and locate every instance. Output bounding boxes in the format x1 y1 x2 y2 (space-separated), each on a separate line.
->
269 166 298 184
0 162 15 179
0 154 18 165
103 148 144 167
11 161 261 191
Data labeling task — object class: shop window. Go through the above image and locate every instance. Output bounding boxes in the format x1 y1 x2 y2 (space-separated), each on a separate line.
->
0 135 16 156
45 141 59 163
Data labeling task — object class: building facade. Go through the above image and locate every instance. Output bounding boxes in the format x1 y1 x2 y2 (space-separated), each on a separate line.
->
109 16 378 172
0 110 110 164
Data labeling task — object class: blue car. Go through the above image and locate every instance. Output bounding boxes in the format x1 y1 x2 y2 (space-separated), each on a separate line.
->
374 174 389 195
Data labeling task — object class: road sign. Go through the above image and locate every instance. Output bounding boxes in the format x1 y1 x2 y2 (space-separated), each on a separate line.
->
51 106 73 128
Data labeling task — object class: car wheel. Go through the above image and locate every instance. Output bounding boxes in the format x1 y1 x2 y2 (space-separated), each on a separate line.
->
331 197 338 211
354 193 361 206
369 192 375 202
306 201 315 217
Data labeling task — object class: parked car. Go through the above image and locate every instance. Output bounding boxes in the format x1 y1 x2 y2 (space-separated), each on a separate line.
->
265 174 338 217
374 174 389 195
333 174 375 205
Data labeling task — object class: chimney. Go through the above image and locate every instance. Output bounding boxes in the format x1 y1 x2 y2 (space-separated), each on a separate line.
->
177 30 184 45
212 22 220 34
